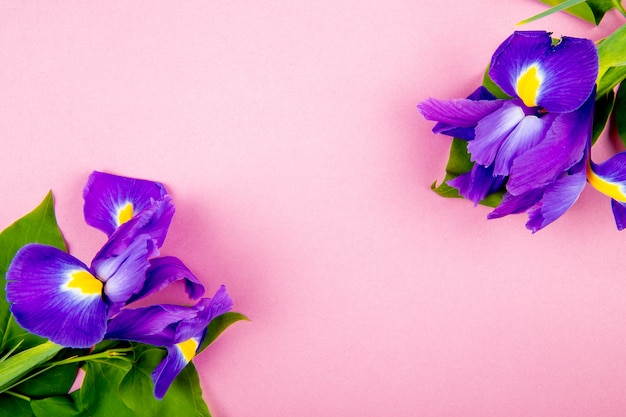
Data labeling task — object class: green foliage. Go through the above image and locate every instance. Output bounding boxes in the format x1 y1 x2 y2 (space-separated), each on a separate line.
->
615 81 626 147
521 0 624 25
200 312 249 353
0 192 66 354
592 90 615 144
0 192 241 417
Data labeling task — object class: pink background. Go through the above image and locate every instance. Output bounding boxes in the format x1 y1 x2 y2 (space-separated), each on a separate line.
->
1 1 626 416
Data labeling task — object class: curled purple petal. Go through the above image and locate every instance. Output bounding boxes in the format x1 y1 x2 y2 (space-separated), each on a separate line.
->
432 87 498 140
83 171 168 236
506 92 593 196
128 256 205 304
447 164 505 205
468 101 525 167
611 200 626 230
6 244 107 348
152 343 195 400
525 166 586 232
418 97 504 128
92 235 156 316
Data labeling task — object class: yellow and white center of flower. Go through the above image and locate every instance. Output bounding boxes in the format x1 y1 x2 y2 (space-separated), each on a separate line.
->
516 64 542 108
587 164 626 202
67 270 103 295
176 338 199 362
116 202 134 226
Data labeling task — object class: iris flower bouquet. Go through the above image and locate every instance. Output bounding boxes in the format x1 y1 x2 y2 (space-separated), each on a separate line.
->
0 172 245 417
419 0 626 232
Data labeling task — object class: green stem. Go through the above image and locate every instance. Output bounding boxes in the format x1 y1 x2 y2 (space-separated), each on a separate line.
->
4 390 30 402
1 347 134 394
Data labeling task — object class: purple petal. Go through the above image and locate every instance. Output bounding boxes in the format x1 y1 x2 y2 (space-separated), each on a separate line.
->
92 235 157 316
6 244 107 348
447 164 505 205
468 101 525 167
587 152 626 202
174 285 233 343
488 188 544 219
128 256 205 304
492 113 553 176
611 200 626 230
418 97 504 128
432 87 498 140
525 166 586 232
94 197 175 262
506 93 593 195
489 31 597 112
152 343 196 399
105 303 199 345
83 171 168 236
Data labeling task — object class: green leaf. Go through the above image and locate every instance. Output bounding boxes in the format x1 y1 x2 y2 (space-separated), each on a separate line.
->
80 359 134 417
118 344 213 417
520 0 592 25
30 395 88 417
615 81 626 147
199 312 249 354
0 393 33 417
0 341 63 394
0 192 66 353
13 362 80 398
522 0 621 24
592 90 615 144
597 65 626 97
597 23 626 84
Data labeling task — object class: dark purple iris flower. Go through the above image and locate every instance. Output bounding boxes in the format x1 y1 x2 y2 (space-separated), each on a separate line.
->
418 31 598 232
6 171 233 397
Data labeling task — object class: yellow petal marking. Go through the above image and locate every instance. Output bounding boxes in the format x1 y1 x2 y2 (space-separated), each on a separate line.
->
177 338 199 362
117 202 134 226
68 270 103 295
516 65 541 108
587 163 626 202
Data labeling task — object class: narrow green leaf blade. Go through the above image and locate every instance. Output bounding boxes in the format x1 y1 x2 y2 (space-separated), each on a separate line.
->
518 0 590 25
0 341 63 393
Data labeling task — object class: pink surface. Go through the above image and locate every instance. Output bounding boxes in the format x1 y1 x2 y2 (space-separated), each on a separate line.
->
1 1 626 416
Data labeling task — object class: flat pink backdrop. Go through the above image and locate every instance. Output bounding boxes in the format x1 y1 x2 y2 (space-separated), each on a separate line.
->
1 1 625 416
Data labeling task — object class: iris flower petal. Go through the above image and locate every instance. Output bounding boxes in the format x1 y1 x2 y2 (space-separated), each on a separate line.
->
152 343 197 400
506 93 593 195
418 97 504 128
525 166 586 232
611 200 626 230
105 303 199 345
432 87 498 140
492 113 553 176
174 285 233 342
447 164 505 205
6 244 107 348
587 152 626 202
92 235 156 316
488 188 544 219
128 256 205 304
468 101 525 167
83 171 168 236
489 31 597 112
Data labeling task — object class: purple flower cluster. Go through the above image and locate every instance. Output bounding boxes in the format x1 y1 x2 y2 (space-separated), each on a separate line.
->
6 171 232 399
